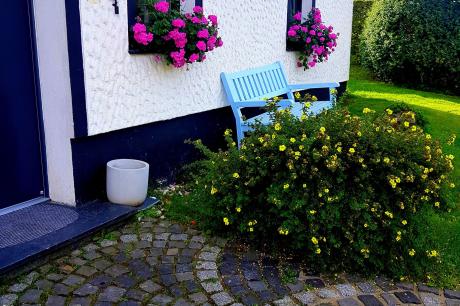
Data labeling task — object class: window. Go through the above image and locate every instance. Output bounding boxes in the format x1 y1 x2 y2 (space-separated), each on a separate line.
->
127 0 204 53
286 0 316 51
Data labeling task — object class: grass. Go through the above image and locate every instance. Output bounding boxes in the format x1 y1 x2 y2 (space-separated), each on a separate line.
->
346 65 460 289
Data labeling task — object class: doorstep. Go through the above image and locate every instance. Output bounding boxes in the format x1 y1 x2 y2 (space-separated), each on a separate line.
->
0 197 158 275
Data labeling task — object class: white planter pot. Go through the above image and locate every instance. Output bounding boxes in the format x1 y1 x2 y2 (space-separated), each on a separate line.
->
106 159 149 206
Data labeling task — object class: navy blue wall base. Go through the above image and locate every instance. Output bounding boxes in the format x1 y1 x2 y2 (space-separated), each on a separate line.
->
71 81 347 204
71 107 234 204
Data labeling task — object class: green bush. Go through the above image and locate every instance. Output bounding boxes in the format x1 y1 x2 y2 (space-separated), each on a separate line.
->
167 98 456 280
351 0 374 62
360 0 460 94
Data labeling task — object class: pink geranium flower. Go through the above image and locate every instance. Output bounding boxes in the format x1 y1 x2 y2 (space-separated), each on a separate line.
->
172 18 185 28
293 12 302 21
133 23 146 33
208 15 218 26
216 38 223 47
189 53 199 63
134 32 153 45
288 30 297 37
170 49 186 68
193 6 203 14
197 29 210 39
196 41 207 51
191 17 201 24
153 1 169 13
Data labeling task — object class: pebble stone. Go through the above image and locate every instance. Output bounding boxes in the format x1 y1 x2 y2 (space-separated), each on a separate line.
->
336 284 357 297
294 291 317 305
0 294 18 306
211 291 235 306
420 292 441 306
338 297 361 306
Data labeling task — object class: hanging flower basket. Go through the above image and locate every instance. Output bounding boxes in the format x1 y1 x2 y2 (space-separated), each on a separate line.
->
287 8 338 70
129 0 223 68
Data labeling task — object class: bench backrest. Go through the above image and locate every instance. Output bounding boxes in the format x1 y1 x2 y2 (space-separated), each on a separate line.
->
221 61 293 106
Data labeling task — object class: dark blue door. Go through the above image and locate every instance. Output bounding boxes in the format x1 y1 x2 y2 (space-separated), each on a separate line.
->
0 0 45 209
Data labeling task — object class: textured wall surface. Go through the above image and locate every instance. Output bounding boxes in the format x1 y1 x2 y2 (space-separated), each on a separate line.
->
79 0 353 135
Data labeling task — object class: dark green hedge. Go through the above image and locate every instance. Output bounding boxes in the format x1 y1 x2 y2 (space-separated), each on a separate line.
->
360 0 460 94
351 0 374 62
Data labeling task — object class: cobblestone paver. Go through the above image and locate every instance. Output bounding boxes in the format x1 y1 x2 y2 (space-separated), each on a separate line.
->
0 216 458 305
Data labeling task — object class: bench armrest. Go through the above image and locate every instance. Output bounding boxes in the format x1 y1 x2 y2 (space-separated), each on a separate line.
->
288 82 340 91
234 99 293 108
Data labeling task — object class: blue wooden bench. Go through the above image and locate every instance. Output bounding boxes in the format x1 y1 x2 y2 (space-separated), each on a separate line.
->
221 61 339 146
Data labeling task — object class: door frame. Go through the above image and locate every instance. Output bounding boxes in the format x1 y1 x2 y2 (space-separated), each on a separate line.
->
0 0 49 213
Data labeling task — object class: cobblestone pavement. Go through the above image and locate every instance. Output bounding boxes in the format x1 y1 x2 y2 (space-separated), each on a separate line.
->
1 217 459 306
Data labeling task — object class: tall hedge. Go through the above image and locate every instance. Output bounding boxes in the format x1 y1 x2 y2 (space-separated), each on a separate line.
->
351 0 374 62
360 0 460 94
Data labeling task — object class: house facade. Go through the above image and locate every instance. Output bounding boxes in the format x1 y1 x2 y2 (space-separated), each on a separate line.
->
1 0 353 209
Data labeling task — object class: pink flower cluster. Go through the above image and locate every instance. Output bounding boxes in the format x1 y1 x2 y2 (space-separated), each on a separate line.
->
133 23 153 46
132 3 222 69
287 8 338 70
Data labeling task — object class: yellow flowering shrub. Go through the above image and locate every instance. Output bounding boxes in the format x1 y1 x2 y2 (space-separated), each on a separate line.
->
174 99 454 280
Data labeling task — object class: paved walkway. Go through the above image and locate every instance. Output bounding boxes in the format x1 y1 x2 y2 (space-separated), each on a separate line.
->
0 217 459 306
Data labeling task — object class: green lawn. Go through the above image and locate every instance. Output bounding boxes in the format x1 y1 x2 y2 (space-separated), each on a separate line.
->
346 65 460 289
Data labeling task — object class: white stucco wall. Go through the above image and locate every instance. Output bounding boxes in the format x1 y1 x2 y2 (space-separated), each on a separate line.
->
34 0 76 205
79 0 353 136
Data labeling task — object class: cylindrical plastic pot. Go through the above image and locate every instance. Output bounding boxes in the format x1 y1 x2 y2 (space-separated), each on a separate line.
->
106 159 149 206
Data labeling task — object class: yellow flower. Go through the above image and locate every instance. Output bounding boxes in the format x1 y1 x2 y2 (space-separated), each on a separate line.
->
309 210 317 215
324 188 329 194
404 121 410 127
233 172 240 179
396 235 401 242
411 126 417 132
223 217 229 226
363 108 372 114
391 118 397 124
386 108 393 115
409 249 416 256
383 157 390 164
311 237 319 245
337 147 342 153
375 127 380 132
295 92 301 99
402 220 407 225
364 223 368 228
279 145 287 152
274 123 282 131
258 137 265 143
299 145 304 150
315 248 321 254
357 131 362 137
224 129 232 136
249 227 254 232
302 183 307 188
426 134 431 139
434 202 440 208
349 148 355 154
384 211 393 218
320 127 326 134
236 207 241 213
283 183 290 190
211 186 218 195
279 228 289 235
290 138 296 143
450 183 456 188
427 250 439 257
312 96 318 101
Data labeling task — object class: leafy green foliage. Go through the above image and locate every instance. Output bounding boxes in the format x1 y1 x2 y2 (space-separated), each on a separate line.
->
351 0 374 63
166 98 455 281
360 0 460 94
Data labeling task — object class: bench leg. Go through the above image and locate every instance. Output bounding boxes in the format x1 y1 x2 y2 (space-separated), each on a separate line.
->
236 126 244 149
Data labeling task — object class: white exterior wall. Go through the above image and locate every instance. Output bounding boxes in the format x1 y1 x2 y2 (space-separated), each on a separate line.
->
34 0 76 205
79 0 353 136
